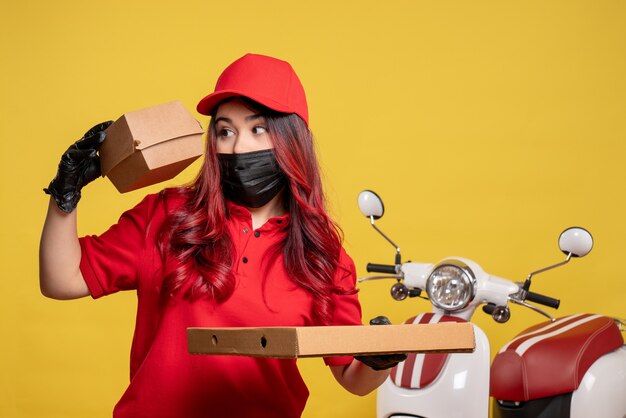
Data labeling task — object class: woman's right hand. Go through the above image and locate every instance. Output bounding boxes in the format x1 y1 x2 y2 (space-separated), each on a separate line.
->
44 121 113 213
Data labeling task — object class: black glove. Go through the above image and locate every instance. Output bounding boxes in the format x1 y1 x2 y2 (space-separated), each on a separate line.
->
355 316 408 371
44 121 113 213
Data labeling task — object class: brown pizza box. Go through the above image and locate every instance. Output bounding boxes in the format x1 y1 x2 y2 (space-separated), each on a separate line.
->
100 100 205 193
187 322 475 359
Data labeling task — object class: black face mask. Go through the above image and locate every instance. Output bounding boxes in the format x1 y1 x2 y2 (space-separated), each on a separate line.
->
217 149 286 208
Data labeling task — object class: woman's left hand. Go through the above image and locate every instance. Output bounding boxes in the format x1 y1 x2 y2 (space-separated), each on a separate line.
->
354 316 407 370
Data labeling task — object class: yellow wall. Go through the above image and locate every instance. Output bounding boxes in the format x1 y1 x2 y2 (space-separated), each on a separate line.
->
1 1 625 417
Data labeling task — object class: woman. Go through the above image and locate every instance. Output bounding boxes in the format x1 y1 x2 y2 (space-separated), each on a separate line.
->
40 53 404 418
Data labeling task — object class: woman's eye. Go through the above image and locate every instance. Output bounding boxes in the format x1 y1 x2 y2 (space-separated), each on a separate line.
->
218 128 235 138
252 126 267 135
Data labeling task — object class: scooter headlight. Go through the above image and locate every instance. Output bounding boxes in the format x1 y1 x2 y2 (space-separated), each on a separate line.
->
426 260 476 311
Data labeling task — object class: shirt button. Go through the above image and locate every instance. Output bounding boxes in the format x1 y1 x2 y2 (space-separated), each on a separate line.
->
243 228 249 233
242 257 248 263
254 231 261 238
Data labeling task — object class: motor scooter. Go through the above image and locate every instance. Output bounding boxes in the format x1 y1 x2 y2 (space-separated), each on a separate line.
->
356 190 626 418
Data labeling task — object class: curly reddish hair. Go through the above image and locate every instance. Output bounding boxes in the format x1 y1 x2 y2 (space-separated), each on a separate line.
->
157 99 347 325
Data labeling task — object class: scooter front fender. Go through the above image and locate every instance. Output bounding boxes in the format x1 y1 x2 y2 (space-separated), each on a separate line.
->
377 324 490 418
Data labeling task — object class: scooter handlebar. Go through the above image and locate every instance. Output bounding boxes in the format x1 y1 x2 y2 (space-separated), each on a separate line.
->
525 291 560 309
366 263 397 274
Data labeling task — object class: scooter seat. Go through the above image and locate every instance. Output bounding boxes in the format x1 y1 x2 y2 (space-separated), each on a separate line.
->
390 313 466 389
491 313 623 402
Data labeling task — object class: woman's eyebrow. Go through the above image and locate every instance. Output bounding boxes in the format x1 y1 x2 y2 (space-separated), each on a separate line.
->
214 116 231 125
245 113 264 122
214 114 264 125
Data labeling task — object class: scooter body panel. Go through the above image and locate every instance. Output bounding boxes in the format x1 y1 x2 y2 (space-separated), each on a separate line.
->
492 345 626 418
570 345 626 418
377 324 490 418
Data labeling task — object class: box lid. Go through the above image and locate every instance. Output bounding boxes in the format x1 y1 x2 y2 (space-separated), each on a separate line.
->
101 100 204 176
187 323 475 359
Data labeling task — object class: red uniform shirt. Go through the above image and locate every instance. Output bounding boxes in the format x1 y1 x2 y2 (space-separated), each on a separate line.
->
79 190 362 418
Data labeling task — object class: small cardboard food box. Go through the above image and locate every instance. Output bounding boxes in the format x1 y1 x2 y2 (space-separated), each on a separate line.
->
187 323 474 358
100 101 205 193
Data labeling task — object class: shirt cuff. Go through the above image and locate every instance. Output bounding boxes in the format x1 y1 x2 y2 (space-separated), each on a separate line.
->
324 355 354 367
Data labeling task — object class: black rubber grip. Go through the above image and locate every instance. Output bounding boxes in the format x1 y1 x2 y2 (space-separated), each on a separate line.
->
483 303 497 315
366 263 397 274
526 291 560 309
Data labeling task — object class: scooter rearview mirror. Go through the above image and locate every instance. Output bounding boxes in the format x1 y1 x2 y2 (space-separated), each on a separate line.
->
523 226 593 291
357 190 384 220
357 190 401 264
559 227 593 258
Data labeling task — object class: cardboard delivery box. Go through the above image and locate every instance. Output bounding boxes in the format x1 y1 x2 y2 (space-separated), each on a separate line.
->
187 323 474 358
100 100 205 193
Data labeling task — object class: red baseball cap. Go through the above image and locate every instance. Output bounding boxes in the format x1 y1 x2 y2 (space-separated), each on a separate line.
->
196 53 309 125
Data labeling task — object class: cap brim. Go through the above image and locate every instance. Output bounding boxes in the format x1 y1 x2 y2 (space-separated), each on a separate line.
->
196 90 294 116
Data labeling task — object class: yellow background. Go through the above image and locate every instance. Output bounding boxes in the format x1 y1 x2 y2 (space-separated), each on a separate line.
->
1 1 625 417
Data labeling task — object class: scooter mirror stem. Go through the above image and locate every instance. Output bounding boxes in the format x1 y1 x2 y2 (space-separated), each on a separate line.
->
369 216 402 264
523 252 573 291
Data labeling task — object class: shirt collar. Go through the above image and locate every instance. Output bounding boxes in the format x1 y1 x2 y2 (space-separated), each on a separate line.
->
226 200 290 231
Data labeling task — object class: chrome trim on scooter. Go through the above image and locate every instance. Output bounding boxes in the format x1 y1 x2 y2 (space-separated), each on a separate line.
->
509 297 556 322
426 259 477 311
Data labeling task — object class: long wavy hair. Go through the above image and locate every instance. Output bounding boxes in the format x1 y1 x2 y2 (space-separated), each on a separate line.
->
157 99 348 325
